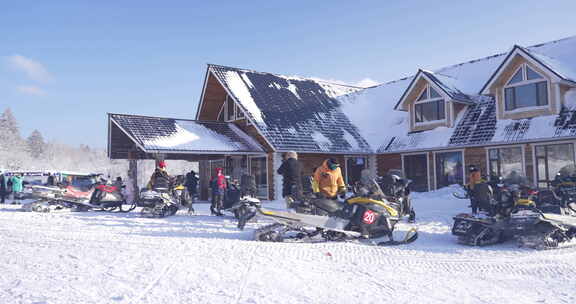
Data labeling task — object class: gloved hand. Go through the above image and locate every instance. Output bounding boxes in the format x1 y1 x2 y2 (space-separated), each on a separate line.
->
338 186 347 199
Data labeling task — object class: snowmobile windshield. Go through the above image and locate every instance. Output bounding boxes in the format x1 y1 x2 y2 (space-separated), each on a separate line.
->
557 164 576 179
502 171 529 187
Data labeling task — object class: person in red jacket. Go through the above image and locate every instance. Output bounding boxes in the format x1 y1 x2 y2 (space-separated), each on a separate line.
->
210 167 227 216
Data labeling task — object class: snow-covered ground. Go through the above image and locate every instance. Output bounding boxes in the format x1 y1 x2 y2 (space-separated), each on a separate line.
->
1 187 576 304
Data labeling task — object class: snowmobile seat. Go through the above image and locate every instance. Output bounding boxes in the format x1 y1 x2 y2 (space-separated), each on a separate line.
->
312 198 345 214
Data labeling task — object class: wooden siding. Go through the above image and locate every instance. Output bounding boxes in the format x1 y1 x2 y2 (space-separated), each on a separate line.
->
376 154 402 176
197 73 228 121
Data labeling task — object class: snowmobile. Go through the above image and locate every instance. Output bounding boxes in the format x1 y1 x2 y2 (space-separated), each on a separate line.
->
452 176 516 246
506 166 576 249
138 187 180 218
220 175 262 230
23 176 135 213
254 179 418 246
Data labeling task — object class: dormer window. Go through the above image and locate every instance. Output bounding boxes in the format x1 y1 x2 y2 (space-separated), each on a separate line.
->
415 85 446 123
504 64 548 111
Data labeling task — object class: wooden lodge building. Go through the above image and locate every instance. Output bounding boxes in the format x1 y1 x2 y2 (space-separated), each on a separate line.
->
108 36 576 200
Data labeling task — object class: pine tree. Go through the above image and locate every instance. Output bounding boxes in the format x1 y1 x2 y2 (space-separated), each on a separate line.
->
27 129 45 158
0 108 21 146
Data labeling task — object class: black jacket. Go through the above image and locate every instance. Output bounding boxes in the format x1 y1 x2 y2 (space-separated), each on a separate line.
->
277 158 302 198
185 173 199 193
0 175 6 193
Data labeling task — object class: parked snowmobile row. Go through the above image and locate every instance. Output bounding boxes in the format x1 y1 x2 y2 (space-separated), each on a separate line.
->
22 175 136 213
452 166 576 249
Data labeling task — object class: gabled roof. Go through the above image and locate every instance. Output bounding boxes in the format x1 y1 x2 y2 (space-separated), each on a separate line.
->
394 69 475 110
109 113 264 154
480 40 576 94
205 64 370 153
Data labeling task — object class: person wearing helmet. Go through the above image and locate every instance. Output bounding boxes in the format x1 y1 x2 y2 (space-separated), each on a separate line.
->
313 158 346 199
210 167 227 216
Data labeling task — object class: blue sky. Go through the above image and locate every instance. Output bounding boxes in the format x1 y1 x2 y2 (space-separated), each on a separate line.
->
1 0 575 147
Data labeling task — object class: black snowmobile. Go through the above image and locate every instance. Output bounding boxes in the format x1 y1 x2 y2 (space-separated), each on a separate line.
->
220 175 262 230
138 187 180 218
254 178 418 246
452 176 516 246
507 166 576 249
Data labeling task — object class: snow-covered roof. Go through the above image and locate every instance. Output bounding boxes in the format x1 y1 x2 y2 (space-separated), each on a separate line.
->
208 65 370 153
109 114 264 154
340 36 576 153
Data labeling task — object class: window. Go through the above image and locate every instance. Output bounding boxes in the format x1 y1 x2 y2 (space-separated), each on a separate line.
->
249 157 268 198
435 151 464 188
414 85 445 123
217 96 246 122
403 154 429 192
236 104 245 118
504 64 548 111
535 143 575 188
488 146 523 179
345 157 367 185
226 96 235 121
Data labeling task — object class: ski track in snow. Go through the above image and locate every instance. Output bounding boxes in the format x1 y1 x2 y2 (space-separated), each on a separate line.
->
1 188 576 304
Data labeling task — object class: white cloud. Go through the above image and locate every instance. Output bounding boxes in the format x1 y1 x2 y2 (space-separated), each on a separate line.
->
7 54 53 83
310 77 380 88
17 85 46 96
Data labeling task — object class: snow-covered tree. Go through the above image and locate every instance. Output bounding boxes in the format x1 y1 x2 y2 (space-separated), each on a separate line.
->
27 129 45 159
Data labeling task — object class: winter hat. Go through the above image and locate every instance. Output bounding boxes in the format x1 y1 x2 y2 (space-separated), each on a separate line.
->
158 161 166 169
468 165 478 173
327 158 339 170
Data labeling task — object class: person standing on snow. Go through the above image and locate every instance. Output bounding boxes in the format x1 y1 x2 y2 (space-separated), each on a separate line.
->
210 167 226 216
277 151 303 209
0 172 7 204
466 165 483 214
11 174 24 203
313 158 346 200
185 171 199 200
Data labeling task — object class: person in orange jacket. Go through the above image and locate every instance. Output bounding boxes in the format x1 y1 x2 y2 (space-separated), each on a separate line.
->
312 158 346 199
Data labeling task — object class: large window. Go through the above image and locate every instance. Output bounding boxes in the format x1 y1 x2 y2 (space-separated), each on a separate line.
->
345 157 367 185
535 143 575 188
218 95 246 122
415 85 445 123
403 154 429 192
250 156 268 198
435 151 464 189
488 146 524 179
504 64 548 111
